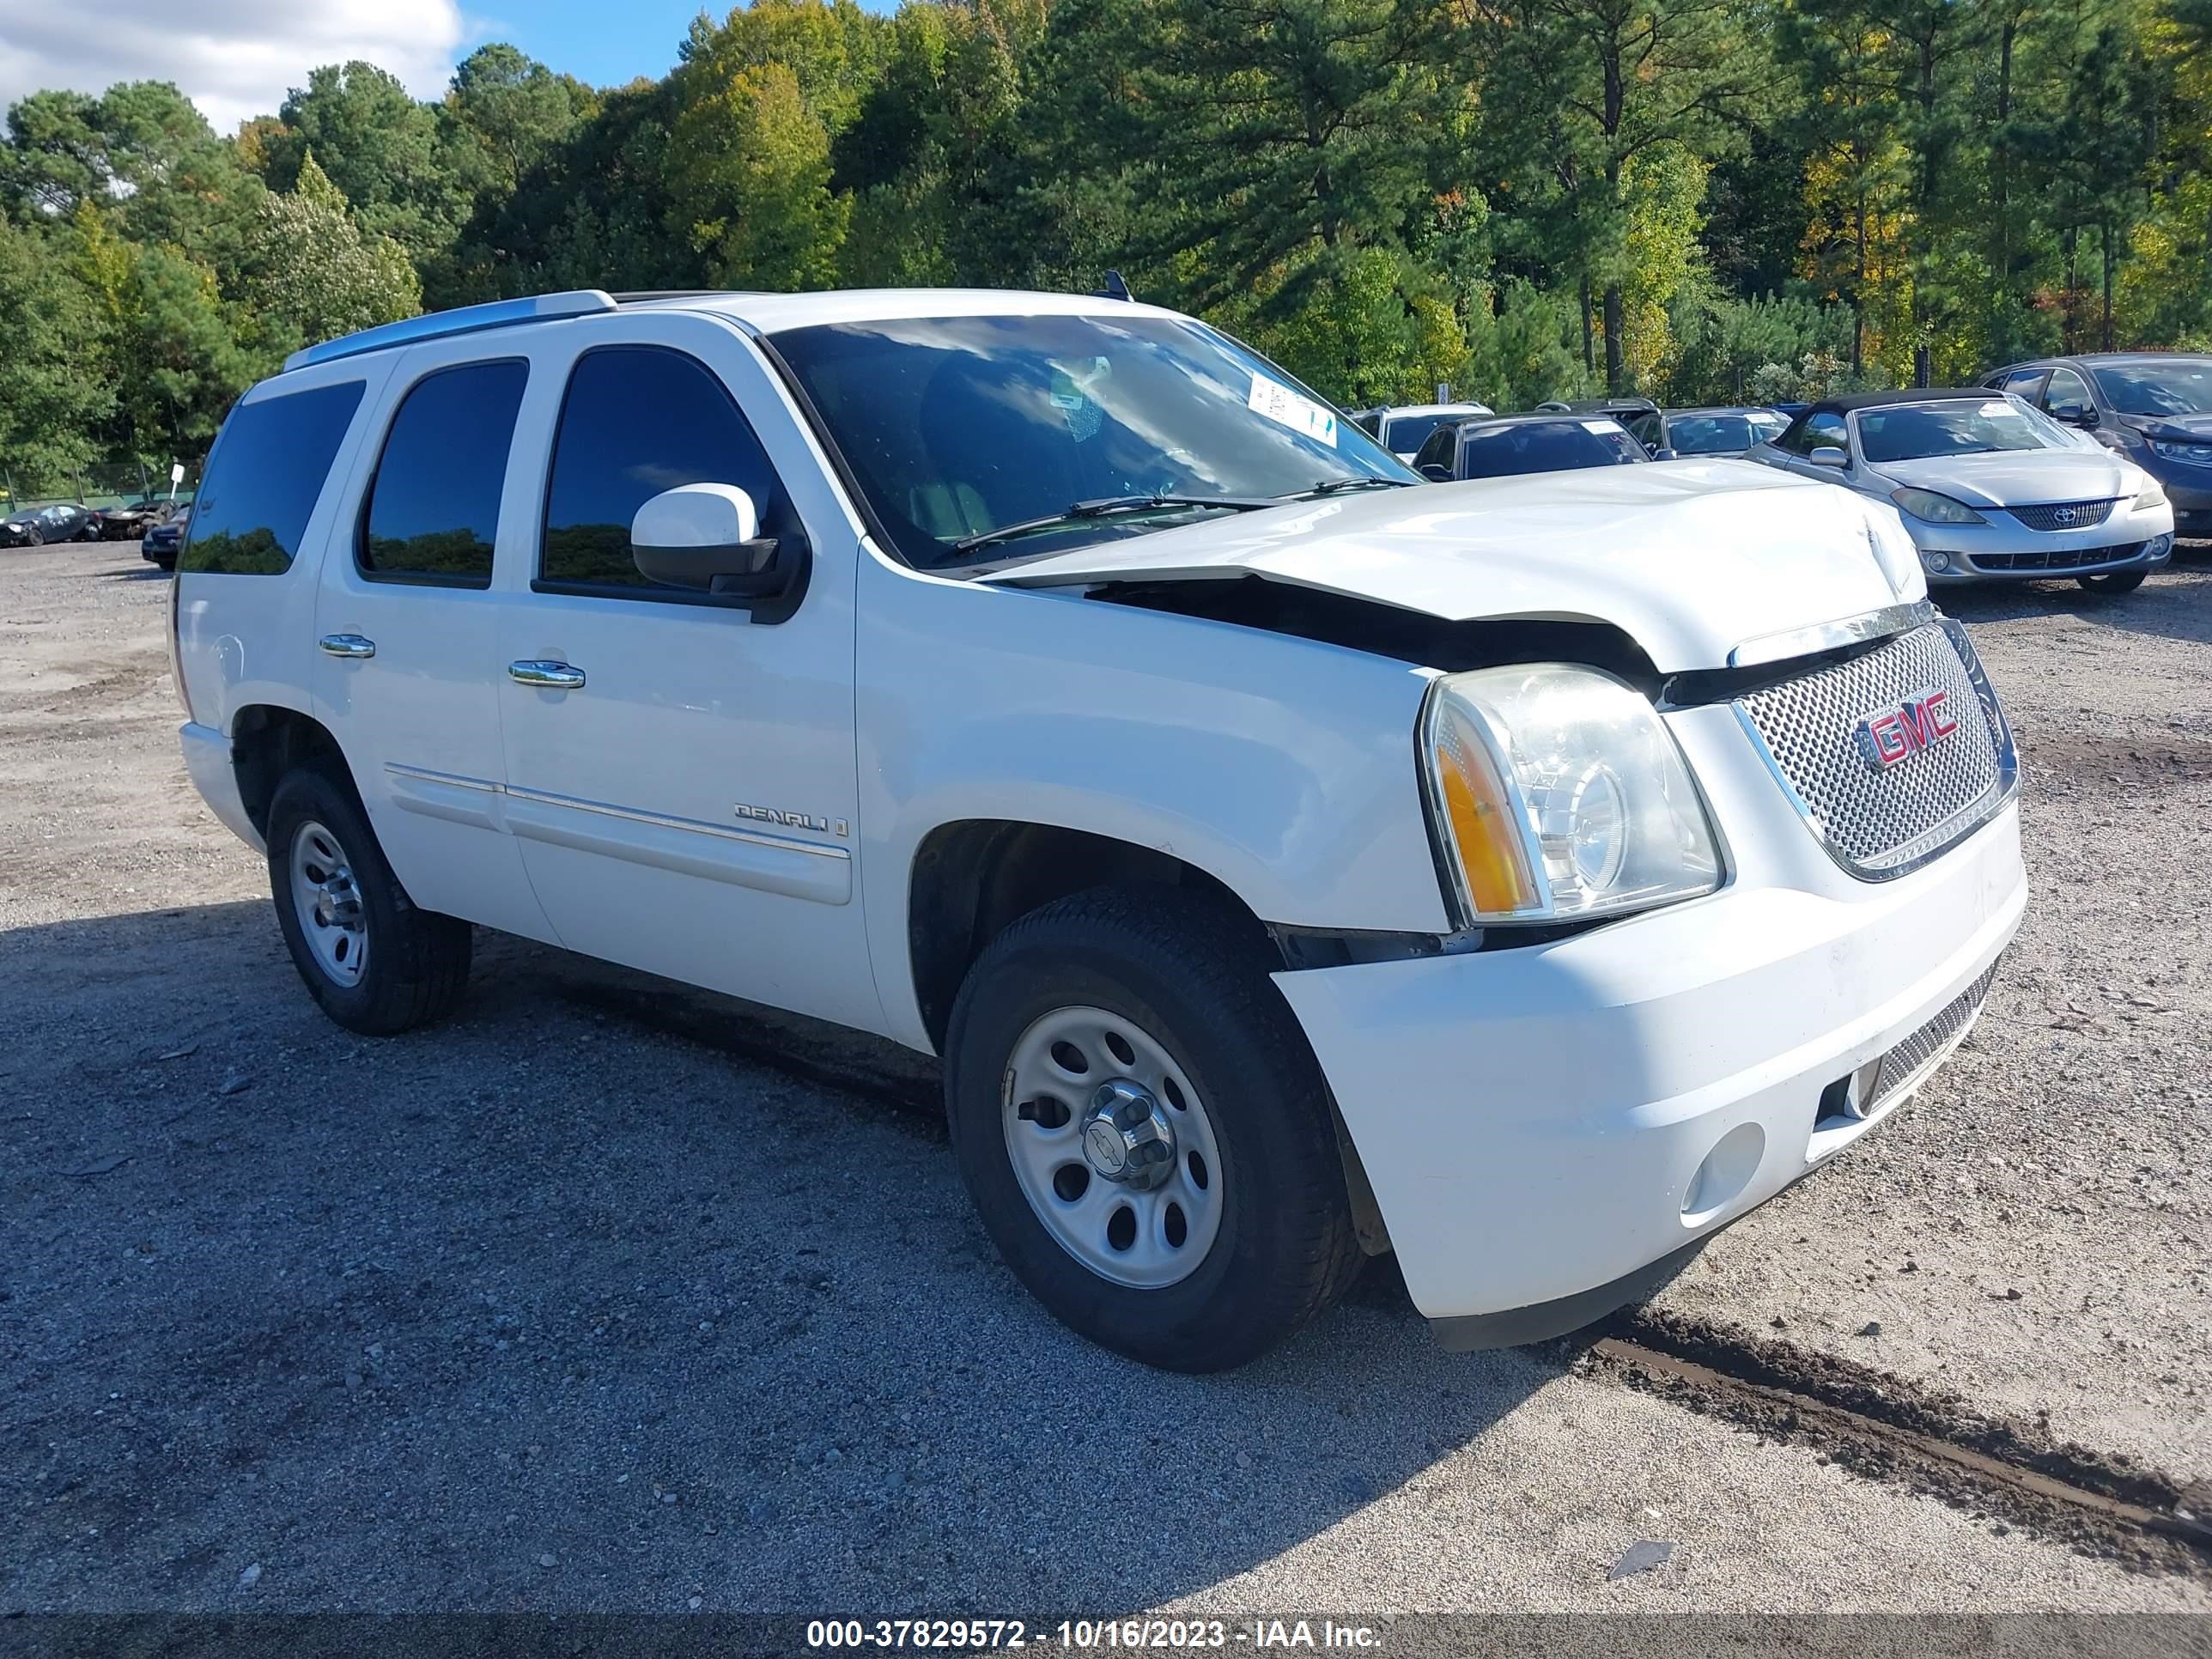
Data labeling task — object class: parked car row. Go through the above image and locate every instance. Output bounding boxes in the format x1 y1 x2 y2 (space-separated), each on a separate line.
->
1364 357 2191 596
1 496 190 549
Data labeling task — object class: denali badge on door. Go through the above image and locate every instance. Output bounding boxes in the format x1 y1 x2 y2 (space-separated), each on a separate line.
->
1854 688 1959 770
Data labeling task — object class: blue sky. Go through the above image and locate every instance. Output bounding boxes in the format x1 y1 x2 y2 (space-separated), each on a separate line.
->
485 1 896 89
0 2 902 137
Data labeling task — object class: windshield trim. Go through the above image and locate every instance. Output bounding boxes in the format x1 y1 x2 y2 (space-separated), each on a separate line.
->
745 309 1409 575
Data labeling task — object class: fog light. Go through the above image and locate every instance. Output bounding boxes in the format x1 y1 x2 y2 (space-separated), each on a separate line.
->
2148 533 2174 558
1682 1121 1765 1224
1920 549 1951 574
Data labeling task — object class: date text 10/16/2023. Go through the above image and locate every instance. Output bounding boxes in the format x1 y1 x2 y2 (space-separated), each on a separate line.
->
805 1620 1384 1650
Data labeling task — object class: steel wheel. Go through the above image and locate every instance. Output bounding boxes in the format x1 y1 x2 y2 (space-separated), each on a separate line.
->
288 818 368 988
1001 1003 1224 1289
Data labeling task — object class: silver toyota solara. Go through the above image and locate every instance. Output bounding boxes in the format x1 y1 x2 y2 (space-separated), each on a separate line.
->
1746 388 2175 595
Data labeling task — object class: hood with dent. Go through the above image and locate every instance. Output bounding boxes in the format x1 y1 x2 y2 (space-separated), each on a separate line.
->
1869 447 2135 505
987 459 1921 673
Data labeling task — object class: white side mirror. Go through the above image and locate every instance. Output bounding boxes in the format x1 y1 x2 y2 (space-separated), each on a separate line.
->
630 483 763 589
1809 446 1850 469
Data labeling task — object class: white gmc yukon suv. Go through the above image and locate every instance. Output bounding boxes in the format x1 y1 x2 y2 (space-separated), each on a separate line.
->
171 288 2027 1371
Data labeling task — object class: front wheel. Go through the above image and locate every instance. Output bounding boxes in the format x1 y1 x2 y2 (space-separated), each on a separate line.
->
2078 568 2147 595
266 764 471 1035
944 886 1362 1371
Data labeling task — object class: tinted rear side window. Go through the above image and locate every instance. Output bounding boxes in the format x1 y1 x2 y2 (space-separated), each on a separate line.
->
1458 421 1645 477
540 347 782 594
180 380 365 574
1384 413 1453 453
361 361 528 586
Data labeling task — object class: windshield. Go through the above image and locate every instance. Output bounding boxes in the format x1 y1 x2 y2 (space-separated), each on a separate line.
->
2091 360 2212 417
1458 420 1647 477
1854 399 2051 464
769 312 1409 569
1668 414 1758 454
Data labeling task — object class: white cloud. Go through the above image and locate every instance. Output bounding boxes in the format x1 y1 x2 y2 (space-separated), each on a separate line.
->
0 0 471 136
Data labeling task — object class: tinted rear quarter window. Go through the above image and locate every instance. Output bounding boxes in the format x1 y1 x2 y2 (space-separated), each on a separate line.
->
361 361 529 586
540 347 783 594
180 381 365 574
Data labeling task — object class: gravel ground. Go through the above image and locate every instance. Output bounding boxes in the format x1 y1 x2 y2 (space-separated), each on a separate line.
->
1650 563 2212 1485
2 540 2209 1614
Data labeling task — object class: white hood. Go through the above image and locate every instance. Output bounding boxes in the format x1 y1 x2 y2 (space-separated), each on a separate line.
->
989 459 1923 673
1871 448 2135 507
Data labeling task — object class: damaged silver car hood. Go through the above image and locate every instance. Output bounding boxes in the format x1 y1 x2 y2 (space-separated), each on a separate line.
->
985 459 1926 674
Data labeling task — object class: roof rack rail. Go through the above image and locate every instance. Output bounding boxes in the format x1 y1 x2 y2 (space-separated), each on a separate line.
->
284 289 620 373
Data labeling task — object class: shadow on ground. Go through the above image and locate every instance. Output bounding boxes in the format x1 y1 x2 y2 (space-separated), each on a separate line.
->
0 900 1548 1613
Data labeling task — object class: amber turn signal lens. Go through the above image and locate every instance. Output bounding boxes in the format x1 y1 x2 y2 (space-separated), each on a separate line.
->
1432 702 1541 915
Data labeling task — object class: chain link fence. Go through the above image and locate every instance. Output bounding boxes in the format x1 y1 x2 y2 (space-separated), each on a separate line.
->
1 459 201 514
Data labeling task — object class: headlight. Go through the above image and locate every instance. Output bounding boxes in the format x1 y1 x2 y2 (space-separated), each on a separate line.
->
2150 438 2212 465
2133 479 2168 509
1421 665 1722 925
1890 487 1987 525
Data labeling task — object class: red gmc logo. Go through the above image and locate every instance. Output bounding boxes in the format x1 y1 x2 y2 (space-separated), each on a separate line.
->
1855 688 1958 770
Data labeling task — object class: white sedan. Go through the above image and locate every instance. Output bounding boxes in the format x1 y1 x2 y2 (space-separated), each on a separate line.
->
1747 389 2174 594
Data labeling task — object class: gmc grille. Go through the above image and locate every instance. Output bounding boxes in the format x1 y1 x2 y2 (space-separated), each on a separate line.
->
1733 621 2016 880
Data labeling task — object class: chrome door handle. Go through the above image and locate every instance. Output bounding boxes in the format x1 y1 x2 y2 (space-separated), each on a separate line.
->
318 634 376 659
508 659 586 690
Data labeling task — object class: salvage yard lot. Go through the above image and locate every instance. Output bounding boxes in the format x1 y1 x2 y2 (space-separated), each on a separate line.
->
3 540 2209 1613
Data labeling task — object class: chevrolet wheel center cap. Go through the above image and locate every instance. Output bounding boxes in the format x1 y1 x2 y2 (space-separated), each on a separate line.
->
1084 1118 1130 1176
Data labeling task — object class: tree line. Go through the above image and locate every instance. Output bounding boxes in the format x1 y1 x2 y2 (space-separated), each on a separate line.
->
3 0 2206 488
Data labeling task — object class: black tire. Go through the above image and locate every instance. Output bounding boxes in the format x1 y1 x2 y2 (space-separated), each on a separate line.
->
2077 568 2146 595
23 525 41 547
944 885 1362 1372
265 763 471 1036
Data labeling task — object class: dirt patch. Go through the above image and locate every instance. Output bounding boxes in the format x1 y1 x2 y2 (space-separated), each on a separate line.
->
1579 1309 2212 1575
2021 733 2212 793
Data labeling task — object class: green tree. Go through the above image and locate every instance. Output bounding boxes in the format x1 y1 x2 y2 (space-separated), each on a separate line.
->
258 63 473 268
0 216 114 489
1468 0 1758 390
835 0 1044 287
240 153 421 356
668 60 850 289
2035 16 2160 348
1038 0 1462 317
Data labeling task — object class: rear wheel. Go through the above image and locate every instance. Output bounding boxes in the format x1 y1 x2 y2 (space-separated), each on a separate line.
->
2078 568 2147 595
266 764 471 1035
944 886 1362 1371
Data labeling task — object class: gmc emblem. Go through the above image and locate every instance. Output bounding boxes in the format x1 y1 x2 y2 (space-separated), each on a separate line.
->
1855 688 1958 770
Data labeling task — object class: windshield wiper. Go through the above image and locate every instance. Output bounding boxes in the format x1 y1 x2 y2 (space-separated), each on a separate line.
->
1292 477 1413 498
951 494 1278 554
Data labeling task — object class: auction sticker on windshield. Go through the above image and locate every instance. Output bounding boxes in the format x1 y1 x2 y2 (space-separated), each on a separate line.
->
1249 374 1338 447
